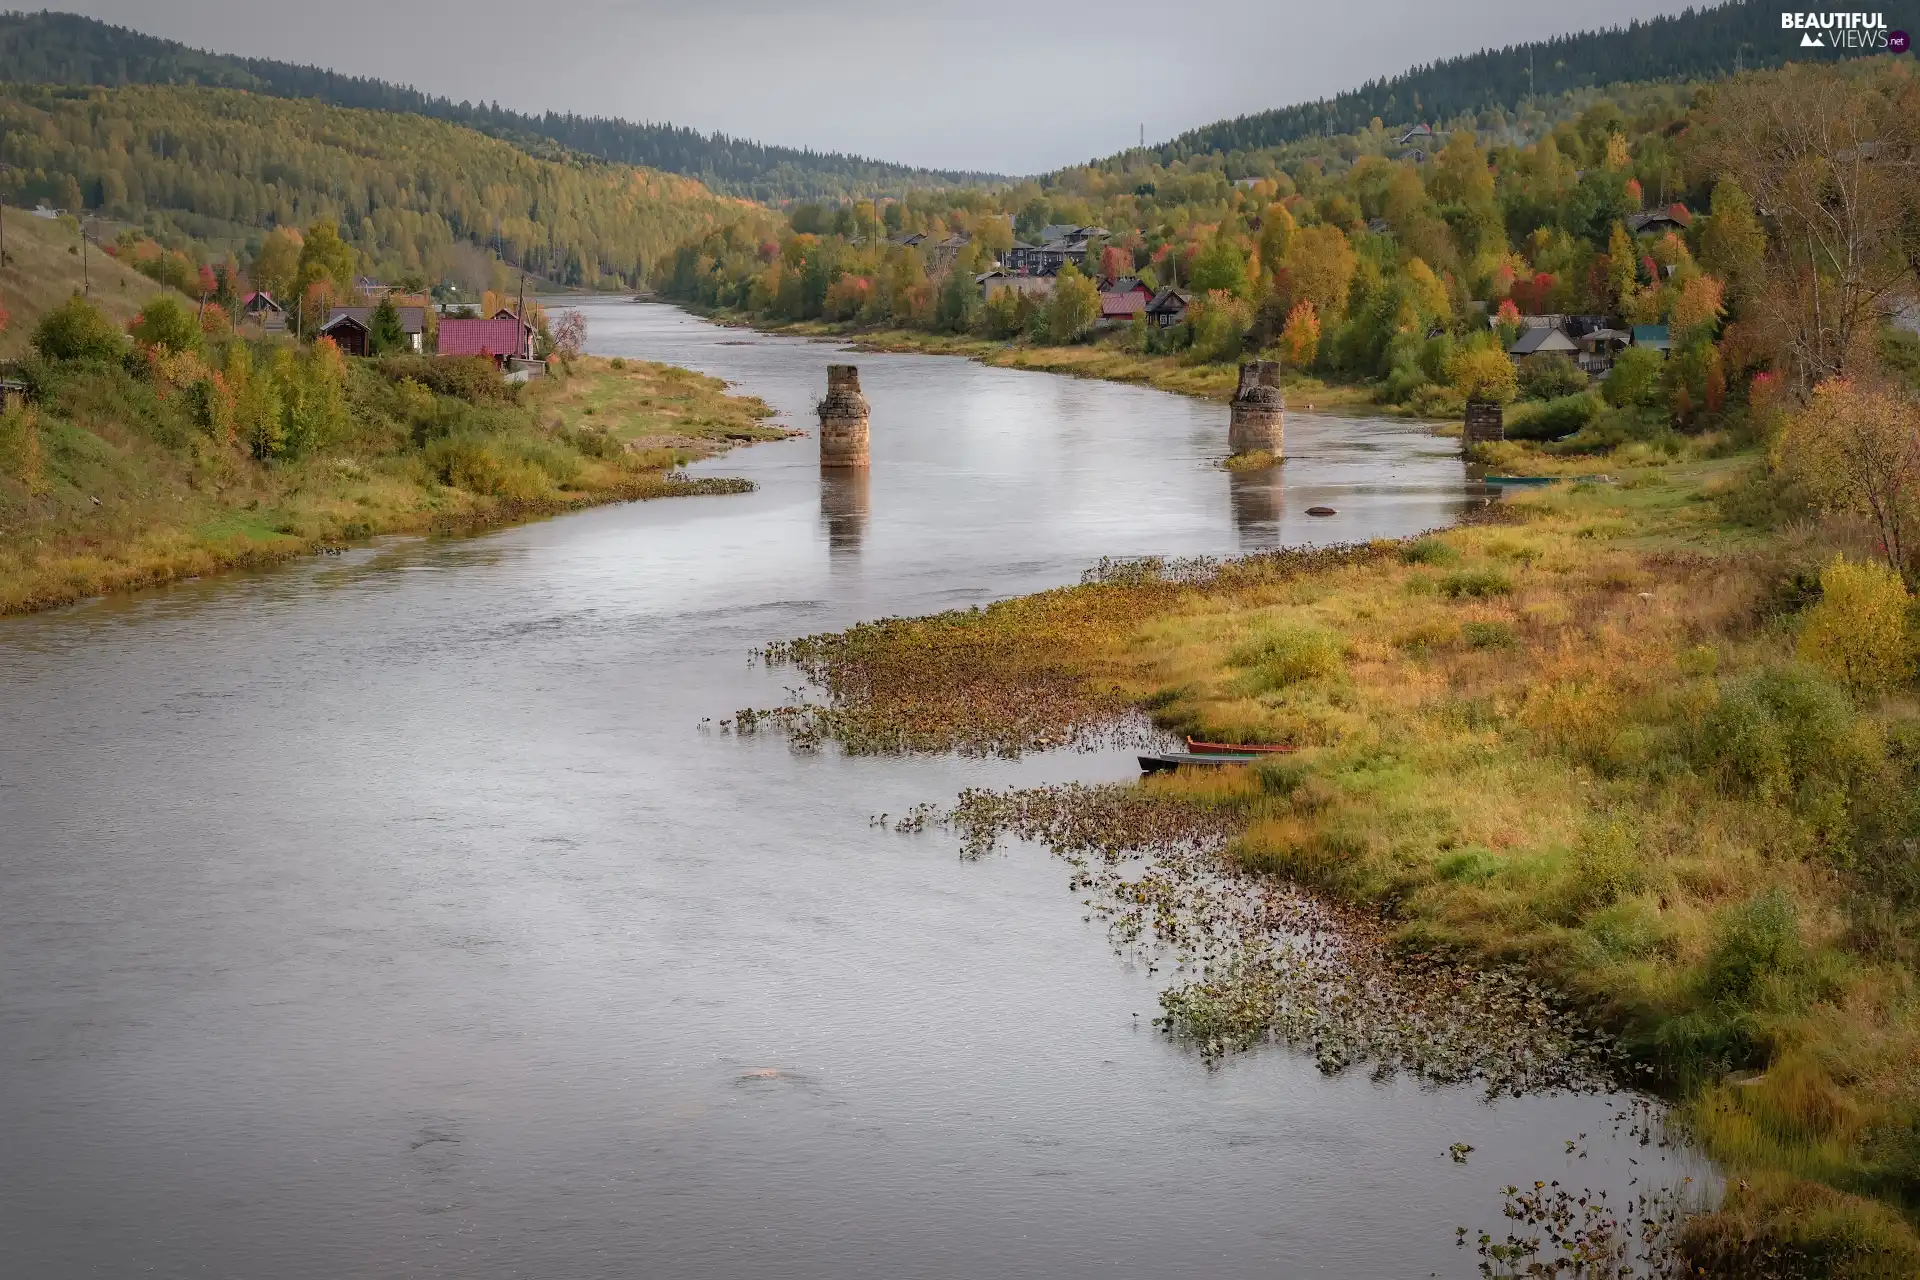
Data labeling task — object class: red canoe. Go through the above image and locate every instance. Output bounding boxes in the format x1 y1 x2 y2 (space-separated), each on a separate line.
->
1186 737 1296 755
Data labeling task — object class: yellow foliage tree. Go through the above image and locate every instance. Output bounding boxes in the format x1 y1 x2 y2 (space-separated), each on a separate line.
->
1446 345 1519 404
1798 556 1912 696
1280 300 1320 369
1773 378 1920 583
1282 224 1357 324
1603 131 1632 172
1671 274 1726 337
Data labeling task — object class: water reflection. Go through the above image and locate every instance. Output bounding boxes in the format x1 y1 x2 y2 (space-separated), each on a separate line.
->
819 468 870 555
1228 464 1286 550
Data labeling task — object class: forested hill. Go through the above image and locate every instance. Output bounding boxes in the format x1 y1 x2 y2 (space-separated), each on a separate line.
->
0 83 768 289
1150 0 1904 162
0 11 1001 201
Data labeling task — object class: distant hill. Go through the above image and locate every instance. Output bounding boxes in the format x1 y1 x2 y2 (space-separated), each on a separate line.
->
0 11 1002 202
1146 0 1910 162
0 83 768 289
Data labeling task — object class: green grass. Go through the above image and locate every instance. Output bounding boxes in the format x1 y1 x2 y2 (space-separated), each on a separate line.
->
0 353 781 614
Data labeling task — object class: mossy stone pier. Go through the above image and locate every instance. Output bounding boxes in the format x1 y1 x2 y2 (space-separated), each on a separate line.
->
1463 399 1505 450
818 364 871 468
1228 360 1285 458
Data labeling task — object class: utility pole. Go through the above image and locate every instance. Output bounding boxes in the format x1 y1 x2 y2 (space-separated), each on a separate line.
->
80 214 90 297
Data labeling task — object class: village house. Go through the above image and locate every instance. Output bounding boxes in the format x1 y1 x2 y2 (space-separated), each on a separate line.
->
1626 206 1692 237
240 290 286 332
1631 324 1672 357
1577 328 1632 374
1145 287 1192 329
1098 277 1153 325
317 305 427 357
933 232 972 271
1506 323 1579 362
887 232 927 249
438 313 536 364
976 268 1054 302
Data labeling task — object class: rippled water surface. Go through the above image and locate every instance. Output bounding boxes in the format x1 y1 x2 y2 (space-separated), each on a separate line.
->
0 303 1694 1277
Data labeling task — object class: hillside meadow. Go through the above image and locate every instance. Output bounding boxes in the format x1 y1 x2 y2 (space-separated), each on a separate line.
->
0 296 783 614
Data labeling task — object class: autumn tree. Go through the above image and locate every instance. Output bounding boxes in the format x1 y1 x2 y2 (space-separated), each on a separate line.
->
249 226 302 303
1426 131 1494 208
1688 65 1920 396
1447 344 1519 404
296 218 358 302
1699 178 1765 302
1045 264 1100 344
1282 224 1357 324
1774 378 1920 582
550 309 588 362
1280 300 1319 368
1256 203 1295 281
1189 235 1249 297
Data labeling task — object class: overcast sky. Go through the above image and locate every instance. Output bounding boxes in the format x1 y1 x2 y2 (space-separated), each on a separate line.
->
62 0 1705 174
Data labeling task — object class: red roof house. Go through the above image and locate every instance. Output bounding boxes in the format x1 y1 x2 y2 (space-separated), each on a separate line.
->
1099 277 1153 320
437 315 534 363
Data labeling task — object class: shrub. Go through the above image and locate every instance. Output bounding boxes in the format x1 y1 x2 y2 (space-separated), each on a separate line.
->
1797 557 1911 697
1230 623 1344 688
32 295 126 363
422 434 551 501
1603 346 1664 408
129 296 202 354
1517 350 1587 400
1504 390 1604 441
1696 664 1870 810
1440 567 1514 598
1399 537 1459 566
1703 890 1801 1004
377 355 515 403
1461 620 1516 649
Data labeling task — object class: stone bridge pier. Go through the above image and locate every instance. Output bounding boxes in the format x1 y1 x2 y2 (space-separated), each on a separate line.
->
818 364 870 468
1228 360 1285 458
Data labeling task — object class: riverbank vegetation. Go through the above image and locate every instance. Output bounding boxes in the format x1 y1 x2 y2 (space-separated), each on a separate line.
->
736 59 1920 1278
0 291 779 615
663 60 1915 436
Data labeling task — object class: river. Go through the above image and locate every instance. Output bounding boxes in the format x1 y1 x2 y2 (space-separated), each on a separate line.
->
0 301 1698 1277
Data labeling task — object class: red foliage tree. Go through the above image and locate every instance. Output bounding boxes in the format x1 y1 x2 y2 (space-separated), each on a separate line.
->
1509 271 1557 314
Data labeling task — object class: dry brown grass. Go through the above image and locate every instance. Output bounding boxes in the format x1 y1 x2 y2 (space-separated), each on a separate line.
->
0 208 177 357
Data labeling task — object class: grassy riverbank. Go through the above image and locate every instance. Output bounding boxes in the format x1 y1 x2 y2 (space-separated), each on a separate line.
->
750 431 1920 1274
0 353 782 615
688 306 1380 409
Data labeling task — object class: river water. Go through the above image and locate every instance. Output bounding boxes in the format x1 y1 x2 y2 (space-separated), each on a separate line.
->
0 302 1697 1278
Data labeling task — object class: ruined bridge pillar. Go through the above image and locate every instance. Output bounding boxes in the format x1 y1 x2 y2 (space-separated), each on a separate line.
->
818 364 870 468
1228 359 1285 458
1463 398 1506 451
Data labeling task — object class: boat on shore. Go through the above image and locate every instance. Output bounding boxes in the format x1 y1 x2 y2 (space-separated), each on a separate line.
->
1139 751 1267 773
1186 737 1295 755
